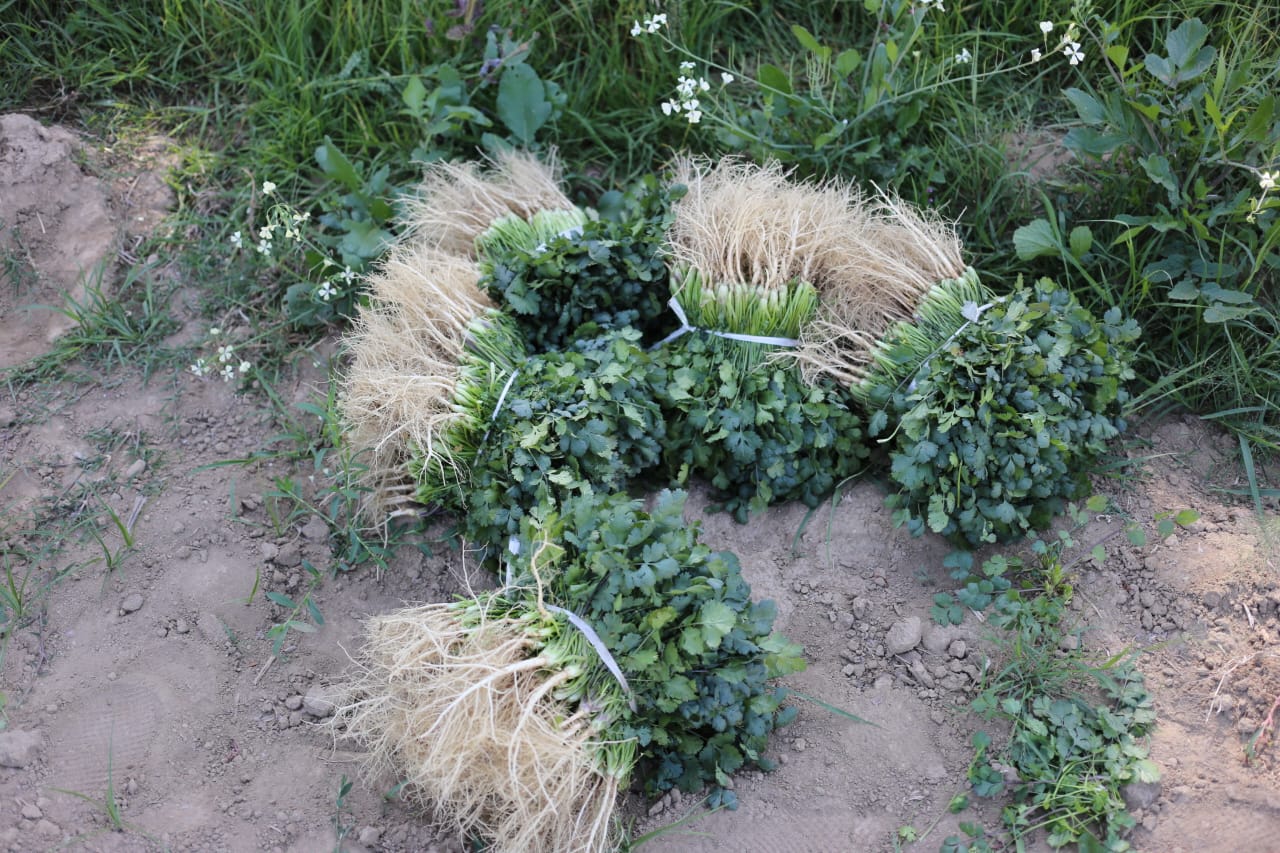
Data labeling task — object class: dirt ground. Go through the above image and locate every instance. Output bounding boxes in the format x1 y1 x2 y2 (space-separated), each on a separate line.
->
2 114 1279 853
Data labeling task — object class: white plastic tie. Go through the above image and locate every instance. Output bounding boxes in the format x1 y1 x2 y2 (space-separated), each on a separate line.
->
543 603 638 713
502 537 637 712
651 297 801 350
533 224 586 255
479 368 520 445
909 298 1003 392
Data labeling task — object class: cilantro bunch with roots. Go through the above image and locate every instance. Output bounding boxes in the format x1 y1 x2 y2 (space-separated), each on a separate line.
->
333 490 803 852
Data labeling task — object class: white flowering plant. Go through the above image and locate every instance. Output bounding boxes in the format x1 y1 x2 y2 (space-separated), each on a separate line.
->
627 0 1093 186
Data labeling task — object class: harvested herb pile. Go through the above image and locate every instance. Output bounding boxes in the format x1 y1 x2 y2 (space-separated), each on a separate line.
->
654 269 870 521
416 328 666 554
334 488 802 852
861 277 1140 546
478 183 677 353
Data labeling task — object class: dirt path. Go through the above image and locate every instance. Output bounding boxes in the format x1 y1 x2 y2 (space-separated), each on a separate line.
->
1 114 1278 853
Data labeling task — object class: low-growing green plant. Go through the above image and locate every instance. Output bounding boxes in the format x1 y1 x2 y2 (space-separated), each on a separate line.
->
1016 15 1280 449
868 278 1139 548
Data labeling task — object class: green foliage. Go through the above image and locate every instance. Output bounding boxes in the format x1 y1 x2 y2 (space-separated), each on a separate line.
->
509 489 805 808
1027 14 1280 447
442 330 667 553
479 181 678 352
872 279 1139 547
655 272 870 522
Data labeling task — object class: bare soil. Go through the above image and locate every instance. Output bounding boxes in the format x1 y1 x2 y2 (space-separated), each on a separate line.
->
1 114 1278 853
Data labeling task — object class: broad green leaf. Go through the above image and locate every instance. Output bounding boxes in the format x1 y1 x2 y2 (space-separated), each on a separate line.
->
1203 304 1256 323
1064 87 1107 124
1139 154 1180 204
1068 225 1093 259
1174 509 1200 526
315 137 361 191
758 64 792 95
402 76 427 114
1012 219 1060 261
1168 280 1200 300
497 63 551 144
1085 494 1109 512
791 25 830 62
835 48 861 76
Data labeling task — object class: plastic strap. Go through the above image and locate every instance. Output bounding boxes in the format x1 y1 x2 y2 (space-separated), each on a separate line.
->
479 368 520 445
533 224 586 255
651 297 801 349
503 538 637 712
544 603 638 713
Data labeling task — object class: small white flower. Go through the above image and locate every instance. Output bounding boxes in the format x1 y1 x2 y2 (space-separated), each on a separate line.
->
210 326 221 336
239 360 252 374
699 77 710 92
1064 42 1084 65
1261 170 1278 191
686 109 702 124
221 364 236 382
630 20 642 36
954 48 971 63
258 225 274 241
661 99 681 115
292 211 310 223
256 239 272 256
1040 20 1054 34
1031 48 1043 62
229 231 243 249
680 61 695 71
262 180 277 195
682 98 700 113
190 358 208 378
341 265 356 284
317 281 337 302
218 344 234 363
721 72 735 85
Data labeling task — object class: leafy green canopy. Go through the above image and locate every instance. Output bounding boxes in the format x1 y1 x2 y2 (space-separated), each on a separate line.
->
478 183 678 353
445 329 668 554
654 268 870 522
507 489 805 808
867 278 1140 547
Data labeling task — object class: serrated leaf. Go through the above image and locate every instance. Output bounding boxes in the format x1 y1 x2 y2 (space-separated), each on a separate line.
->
698 600 737 650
